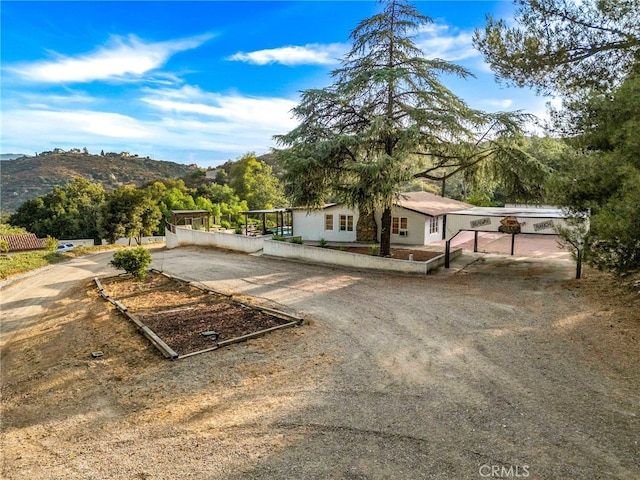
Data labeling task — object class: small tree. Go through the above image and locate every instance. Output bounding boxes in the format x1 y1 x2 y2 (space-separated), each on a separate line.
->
110 247 152 281
555 214 590 279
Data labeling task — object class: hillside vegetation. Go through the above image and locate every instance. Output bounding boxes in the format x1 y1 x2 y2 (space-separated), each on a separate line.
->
1 151 198 213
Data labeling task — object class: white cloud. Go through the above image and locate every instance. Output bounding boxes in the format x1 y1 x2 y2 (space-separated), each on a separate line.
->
228 25 479 67
7 33 213 83
417 23 479 62
2 109 150 140
1 85 300 164
228 43 346 66
481 98 514 109
141 85 298 132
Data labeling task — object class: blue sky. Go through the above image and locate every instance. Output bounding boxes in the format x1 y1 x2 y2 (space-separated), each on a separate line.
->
1 0 550 168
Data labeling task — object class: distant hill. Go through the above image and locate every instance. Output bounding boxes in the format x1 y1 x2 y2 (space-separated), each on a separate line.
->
1 153 28 161
1 151 198 213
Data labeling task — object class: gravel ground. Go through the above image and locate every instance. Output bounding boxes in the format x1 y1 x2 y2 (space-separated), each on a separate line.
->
1 245 638 479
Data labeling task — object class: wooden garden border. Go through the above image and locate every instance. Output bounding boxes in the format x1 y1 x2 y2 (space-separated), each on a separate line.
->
94 271 303 360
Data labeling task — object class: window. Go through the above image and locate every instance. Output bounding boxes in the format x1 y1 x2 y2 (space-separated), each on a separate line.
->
339 214 354 231
325 214 334 230
430 216 439 234
392 217 408 235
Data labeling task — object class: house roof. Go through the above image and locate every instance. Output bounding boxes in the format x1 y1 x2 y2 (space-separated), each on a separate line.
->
0 234 46 252
396 191 473 217
291 193 471 216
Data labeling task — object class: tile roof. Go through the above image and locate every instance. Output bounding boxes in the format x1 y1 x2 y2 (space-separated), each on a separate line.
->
0 234 46 252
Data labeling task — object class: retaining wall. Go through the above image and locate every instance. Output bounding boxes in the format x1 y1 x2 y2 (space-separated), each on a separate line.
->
108 236 166 246
166 226 265 253
263 239 460 275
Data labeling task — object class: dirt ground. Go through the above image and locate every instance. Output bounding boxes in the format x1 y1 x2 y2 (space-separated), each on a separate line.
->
1 245 638 479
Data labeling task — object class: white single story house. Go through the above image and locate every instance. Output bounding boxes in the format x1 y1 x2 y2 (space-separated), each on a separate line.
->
292 191 472 245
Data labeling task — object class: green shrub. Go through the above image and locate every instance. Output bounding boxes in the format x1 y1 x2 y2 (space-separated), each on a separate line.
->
44 236 58 251
272 235 285 241
220 220 231 229
0 224 27 235
290 237 303 244
235 226 243 234
369 244 380 256
0 239 8 254
318 238 328 248
110 247 152 280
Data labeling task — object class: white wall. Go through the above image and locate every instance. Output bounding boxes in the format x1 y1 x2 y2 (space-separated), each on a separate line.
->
445 213 571 241
293 205 446 246
293 206 359 242
59 238 95 247
108 236 166 246
390 206 426 245
166 226 264 253
263 239 460 275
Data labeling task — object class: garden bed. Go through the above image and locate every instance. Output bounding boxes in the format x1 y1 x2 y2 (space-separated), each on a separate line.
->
97 271 301 358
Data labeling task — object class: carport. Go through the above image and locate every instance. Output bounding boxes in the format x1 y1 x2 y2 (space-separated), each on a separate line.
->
444 207 587 278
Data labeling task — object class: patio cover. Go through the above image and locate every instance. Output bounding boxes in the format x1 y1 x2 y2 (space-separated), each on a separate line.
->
443 206 588 278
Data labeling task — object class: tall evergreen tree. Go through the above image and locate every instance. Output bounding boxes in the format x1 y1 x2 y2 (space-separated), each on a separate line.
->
474 0 640 95
548 68 640 274
275 0 529 255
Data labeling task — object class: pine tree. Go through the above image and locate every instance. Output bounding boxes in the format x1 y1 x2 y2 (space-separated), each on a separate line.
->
275 0 529 256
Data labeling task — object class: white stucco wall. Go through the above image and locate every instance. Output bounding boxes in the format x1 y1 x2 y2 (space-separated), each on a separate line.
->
263 239 457 274
445 207 577 241
166 226 264 252
390 206 426 245
292 206 360 242
293 205 447 246
373 206 441 245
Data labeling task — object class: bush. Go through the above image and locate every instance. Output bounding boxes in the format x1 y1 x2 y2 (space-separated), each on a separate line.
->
369 244 380 256
220 220 231 229
110 247 152 280
318 238 328 248
44 236 58 251
0 224 27 235
290 237 303 244
272 235 285 241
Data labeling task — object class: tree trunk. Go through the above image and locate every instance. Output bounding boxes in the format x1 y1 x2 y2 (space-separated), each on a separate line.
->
356 209 377 242
380 207 392 257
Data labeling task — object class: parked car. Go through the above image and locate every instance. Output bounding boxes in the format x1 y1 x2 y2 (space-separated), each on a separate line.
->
56 243 75 252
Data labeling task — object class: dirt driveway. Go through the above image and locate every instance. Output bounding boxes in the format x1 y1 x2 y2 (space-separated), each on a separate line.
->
1 246 638 479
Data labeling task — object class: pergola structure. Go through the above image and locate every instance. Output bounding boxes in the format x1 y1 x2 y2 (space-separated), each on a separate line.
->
241 208 293 236
170 210 211 231
444 206 588 278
